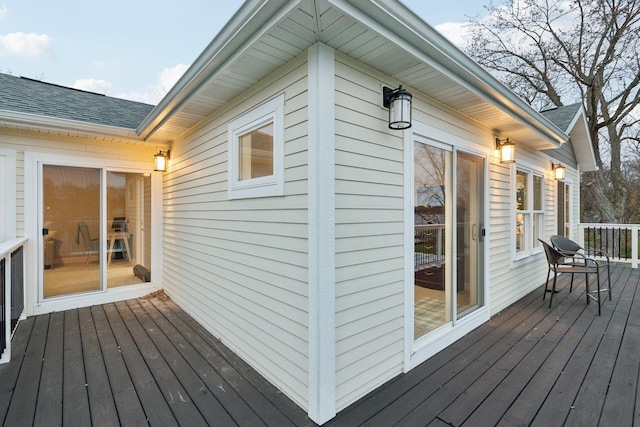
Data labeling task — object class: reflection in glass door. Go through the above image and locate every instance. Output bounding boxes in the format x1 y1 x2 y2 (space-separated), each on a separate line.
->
414 141 484 339
43 166 101 297
456 152 484 318
42 165 152 299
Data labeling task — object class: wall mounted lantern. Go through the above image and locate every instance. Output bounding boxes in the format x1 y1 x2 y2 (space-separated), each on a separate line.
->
495 137 515 164
552 163 566 180
383 85 412 130
154 150 170 172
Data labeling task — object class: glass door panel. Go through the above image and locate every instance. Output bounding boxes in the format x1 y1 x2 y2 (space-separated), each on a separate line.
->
43 165 101 297
456 151 484 318
414 142 451 338
106 172 151 288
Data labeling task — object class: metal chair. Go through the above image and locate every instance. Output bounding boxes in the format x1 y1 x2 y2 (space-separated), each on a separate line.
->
539 239 606 315
551 234 612 297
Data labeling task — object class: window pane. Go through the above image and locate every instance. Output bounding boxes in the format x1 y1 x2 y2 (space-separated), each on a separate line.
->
516 170 528 210
239 122 273 180
533 212 542 245
516 213 525 253
533 175 543 210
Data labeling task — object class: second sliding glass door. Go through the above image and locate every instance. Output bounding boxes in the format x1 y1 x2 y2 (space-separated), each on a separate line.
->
413 140 485 340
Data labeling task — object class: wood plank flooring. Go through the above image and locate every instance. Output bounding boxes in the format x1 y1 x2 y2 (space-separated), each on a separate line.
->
329 265 640 426
1 265 639 426
0 295 314 427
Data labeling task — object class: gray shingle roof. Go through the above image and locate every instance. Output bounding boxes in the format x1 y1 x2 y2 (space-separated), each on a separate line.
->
540 102 583 133
0 73 155 129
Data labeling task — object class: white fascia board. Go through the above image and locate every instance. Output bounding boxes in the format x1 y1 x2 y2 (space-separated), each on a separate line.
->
329 0 569 147
569 109 598 171
137 0 302 140
0 109 144 142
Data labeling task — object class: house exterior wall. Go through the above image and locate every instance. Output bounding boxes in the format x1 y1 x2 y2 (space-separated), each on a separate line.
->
160 53 311 409
0 129 154 239
334 53 406 410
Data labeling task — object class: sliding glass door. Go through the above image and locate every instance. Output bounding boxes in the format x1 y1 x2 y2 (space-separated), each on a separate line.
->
413 140 485 340
42 165 152 299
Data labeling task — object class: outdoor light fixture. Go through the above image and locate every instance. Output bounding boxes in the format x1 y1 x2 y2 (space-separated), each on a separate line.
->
383 85 412 130
495 137 515 164
154 150 170 172
552 163 566 180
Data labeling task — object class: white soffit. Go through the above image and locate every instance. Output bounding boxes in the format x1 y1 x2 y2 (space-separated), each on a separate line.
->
140 0 567 150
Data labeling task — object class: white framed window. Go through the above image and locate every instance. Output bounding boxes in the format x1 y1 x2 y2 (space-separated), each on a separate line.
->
514 168 544 259
228 94 284 199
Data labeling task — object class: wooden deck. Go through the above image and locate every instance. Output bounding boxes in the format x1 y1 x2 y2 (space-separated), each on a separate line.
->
0 294 314 426
329 264 640 426
1 265 639 426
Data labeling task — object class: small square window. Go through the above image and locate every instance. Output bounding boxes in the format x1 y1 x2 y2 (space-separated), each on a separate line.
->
228 95 284 199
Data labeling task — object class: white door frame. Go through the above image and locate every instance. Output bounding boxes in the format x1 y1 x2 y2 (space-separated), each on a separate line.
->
403 121 492 371
24 151 162 316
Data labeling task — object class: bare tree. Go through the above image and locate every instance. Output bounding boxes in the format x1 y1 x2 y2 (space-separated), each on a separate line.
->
465 0 640 223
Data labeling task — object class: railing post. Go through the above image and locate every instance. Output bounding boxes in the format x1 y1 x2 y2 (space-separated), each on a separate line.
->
633 225 639 269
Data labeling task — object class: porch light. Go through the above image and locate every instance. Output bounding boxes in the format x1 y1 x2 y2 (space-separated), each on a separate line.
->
383 85 412 130
154 150 170 172
553 163 566 180
495 138 515 164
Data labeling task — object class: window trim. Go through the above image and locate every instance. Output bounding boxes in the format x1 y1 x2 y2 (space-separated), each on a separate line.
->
513 165 545 261
228 94 284 199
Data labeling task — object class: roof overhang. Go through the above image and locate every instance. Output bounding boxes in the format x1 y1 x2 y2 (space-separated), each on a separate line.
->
0 109 159 146
138 0 569 150
566 106 597 172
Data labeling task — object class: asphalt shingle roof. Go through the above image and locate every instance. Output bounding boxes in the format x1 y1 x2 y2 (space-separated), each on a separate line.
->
0 73 155 130
540 102 583 133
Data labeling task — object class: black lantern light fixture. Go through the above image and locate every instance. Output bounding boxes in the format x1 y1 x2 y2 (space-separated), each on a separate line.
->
552 163 566 180
154 149 170 172
495 137 515 164
383 85 412 130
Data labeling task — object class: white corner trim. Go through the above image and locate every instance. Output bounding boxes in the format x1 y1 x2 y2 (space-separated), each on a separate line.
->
0 148 16 241
307 42 336 424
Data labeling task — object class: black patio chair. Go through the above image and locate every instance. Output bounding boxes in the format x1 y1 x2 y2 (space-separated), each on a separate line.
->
539 239 606 315
551 234 612 297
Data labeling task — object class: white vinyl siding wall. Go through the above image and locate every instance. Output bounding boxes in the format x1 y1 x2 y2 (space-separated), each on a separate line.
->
488 147 557 313
334 54 405 410
161 54 310 409
0 131 154 238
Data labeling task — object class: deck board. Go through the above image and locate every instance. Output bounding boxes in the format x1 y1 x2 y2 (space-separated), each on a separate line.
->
1 265 640 426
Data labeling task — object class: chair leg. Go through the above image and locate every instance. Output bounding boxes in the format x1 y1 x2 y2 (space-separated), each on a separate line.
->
607 265 612 301
596 270 602 316
543 268 551 301
570 273 575 292
585 274 590 306
549 272 558 308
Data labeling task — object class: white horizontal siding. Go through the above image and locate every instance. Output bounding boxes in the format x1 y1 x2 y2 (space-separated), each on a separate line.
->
161 54 311 409
0 130 154 237
488 146 560 313
334 53 405 411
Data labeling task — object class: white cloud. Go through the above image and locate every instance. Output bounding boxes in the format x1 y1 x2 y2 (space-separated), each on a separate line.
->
91 59 120 70
0 4 8 18
0 32 54 59
434 22 470 48
72 78 113 95
118 63 188 105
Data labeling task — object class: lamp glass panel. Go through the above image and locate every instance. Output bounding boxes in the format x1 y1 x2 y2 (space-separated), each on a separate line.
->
389 94 411 129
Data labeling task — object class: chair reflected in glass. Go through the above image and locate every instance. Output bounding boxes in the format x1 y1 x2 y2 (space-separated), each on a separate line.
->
77 221 100 265
539 238 610 315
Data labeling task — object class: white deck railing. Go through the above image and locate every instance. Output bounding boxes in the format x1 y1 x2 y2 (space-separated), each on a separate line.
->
578 223 640 268
0 237 27 364
415 224 446 270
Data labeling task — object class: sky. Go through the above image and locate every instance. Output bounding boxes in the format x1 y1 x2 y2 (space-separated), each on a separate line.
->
0 0 487 106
